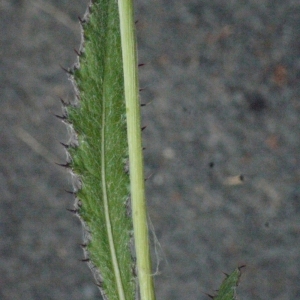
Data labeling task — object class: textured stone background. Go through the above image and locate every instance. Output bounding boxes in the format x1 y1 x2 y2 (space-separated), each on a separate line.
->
1 1 300 299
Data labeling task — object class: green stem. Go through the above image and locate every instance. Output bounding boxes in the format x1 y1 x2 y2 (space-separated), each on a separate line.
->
117 1 156 300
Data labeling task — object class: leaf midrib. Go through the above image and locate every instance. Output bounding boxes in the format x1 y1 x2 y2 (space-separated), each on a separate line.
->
100 2 126 298
101 95 126 300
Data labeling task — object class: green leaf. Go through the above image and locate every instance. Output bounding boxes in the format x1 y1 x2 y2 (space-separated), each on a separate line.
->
213 266 244 300
66 1 135 299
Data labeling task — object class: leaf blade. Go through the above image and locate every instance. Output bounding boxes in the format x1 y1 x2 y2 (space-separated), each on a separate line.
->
214 267 244 300
66 1 135 299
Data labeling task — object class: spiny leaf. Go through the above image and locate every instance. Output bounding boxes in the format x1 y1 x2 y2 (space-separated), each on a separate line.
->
64 1 135 299
213 266 244 300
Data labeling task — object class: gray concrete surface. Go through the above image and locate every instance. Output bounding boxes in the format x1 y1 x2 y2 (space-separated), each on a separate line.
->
1 0 300 299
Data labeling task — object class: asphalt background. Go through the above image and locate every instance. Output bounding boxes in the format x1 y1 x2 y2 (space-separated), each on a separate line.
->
1 0 300 299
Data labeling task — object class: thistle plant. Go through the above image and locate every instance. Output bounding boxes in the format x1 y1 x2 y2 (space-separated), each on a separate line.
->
59 0 243 299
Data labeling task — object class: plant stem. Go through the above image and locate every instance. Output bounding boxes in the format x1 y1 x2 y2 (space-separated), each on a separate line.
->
117 1 156 300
